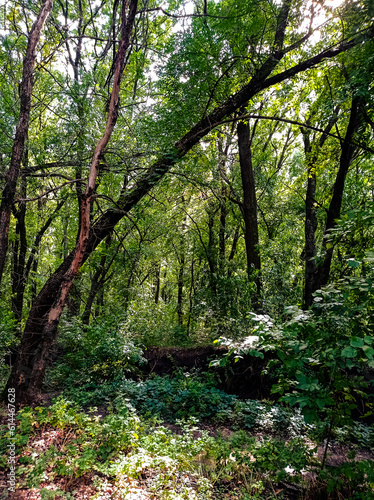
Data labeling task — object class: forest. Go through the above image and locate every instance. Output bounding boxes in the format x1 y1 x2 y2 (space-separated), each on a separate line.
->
0 0 374 498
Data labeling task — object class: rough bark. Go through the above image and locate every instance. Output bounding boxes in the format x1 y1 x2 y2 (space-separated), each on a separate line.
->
0 0 54 286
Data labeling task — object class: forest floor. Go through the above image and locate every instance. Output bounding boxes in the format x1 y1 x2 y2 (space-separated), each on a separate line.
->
1 347 373 499
1 393 373 500
1 404 373 500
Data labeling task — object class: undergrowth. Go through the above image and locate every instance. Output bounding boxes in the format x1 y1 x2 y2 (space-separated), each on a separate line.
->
1 393 373 499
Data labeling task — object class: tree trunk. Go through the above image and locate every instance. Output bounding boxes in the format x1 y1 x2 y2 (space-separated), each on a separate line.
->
66 280 82 317
302 99 361 308
217 134 231 274
154 263 161 304
303 138 317 310
186 256 195 334
219 186 227 272
237 120 261 302
6 0 138 405
82 233 120 325
206 204 218 298
12 195 65 323
176 253 185 326
83 260 105 324
11 177 27 324
0 0 54 286
315 97 363 290
302 108 340 309
95 288 105 318
228 227 240 262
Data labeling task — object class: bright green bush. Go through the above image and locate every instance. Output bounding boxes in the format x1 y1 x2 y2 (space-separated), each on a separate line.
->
214 274 374 430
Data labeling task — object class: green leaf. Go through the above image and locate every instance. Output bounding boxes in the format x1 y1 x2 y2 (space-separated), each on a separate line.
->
316 399 326 409
341 346 357 358
303 410 318 424
295 372 309 384
251 350 264 359
350 337 364 348
362 346 374 358
277 349 285 361
345 358 355 369
297 396 311 409
347 258 360 268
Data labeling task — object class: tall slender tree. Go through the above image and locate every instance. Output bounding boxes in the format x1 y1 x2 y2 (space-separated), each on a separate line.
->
0 0 54 285
237 119 261 303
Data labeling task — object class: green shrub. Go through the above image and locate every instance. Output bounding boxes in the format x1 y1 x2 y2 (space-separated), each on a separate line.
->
214 275 374 433
114 372 237 422
46 315 146 388
318 459 374 499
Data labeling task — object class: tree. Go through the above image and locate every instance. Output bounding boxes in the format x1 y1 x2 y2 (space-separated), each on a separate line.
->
0 0 54 285
301 56 372 308
302 103 341 309
237 118 261 304
314 96 366 291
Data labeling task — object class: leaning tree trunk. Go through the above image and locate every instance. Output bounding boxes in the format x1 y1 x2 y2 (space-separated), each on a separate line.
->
6 0 138 405
0 0 54 286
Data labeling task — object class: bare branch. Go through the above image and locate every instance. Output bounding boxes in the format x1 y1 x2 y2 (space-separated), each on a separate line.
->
16 179 85 203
